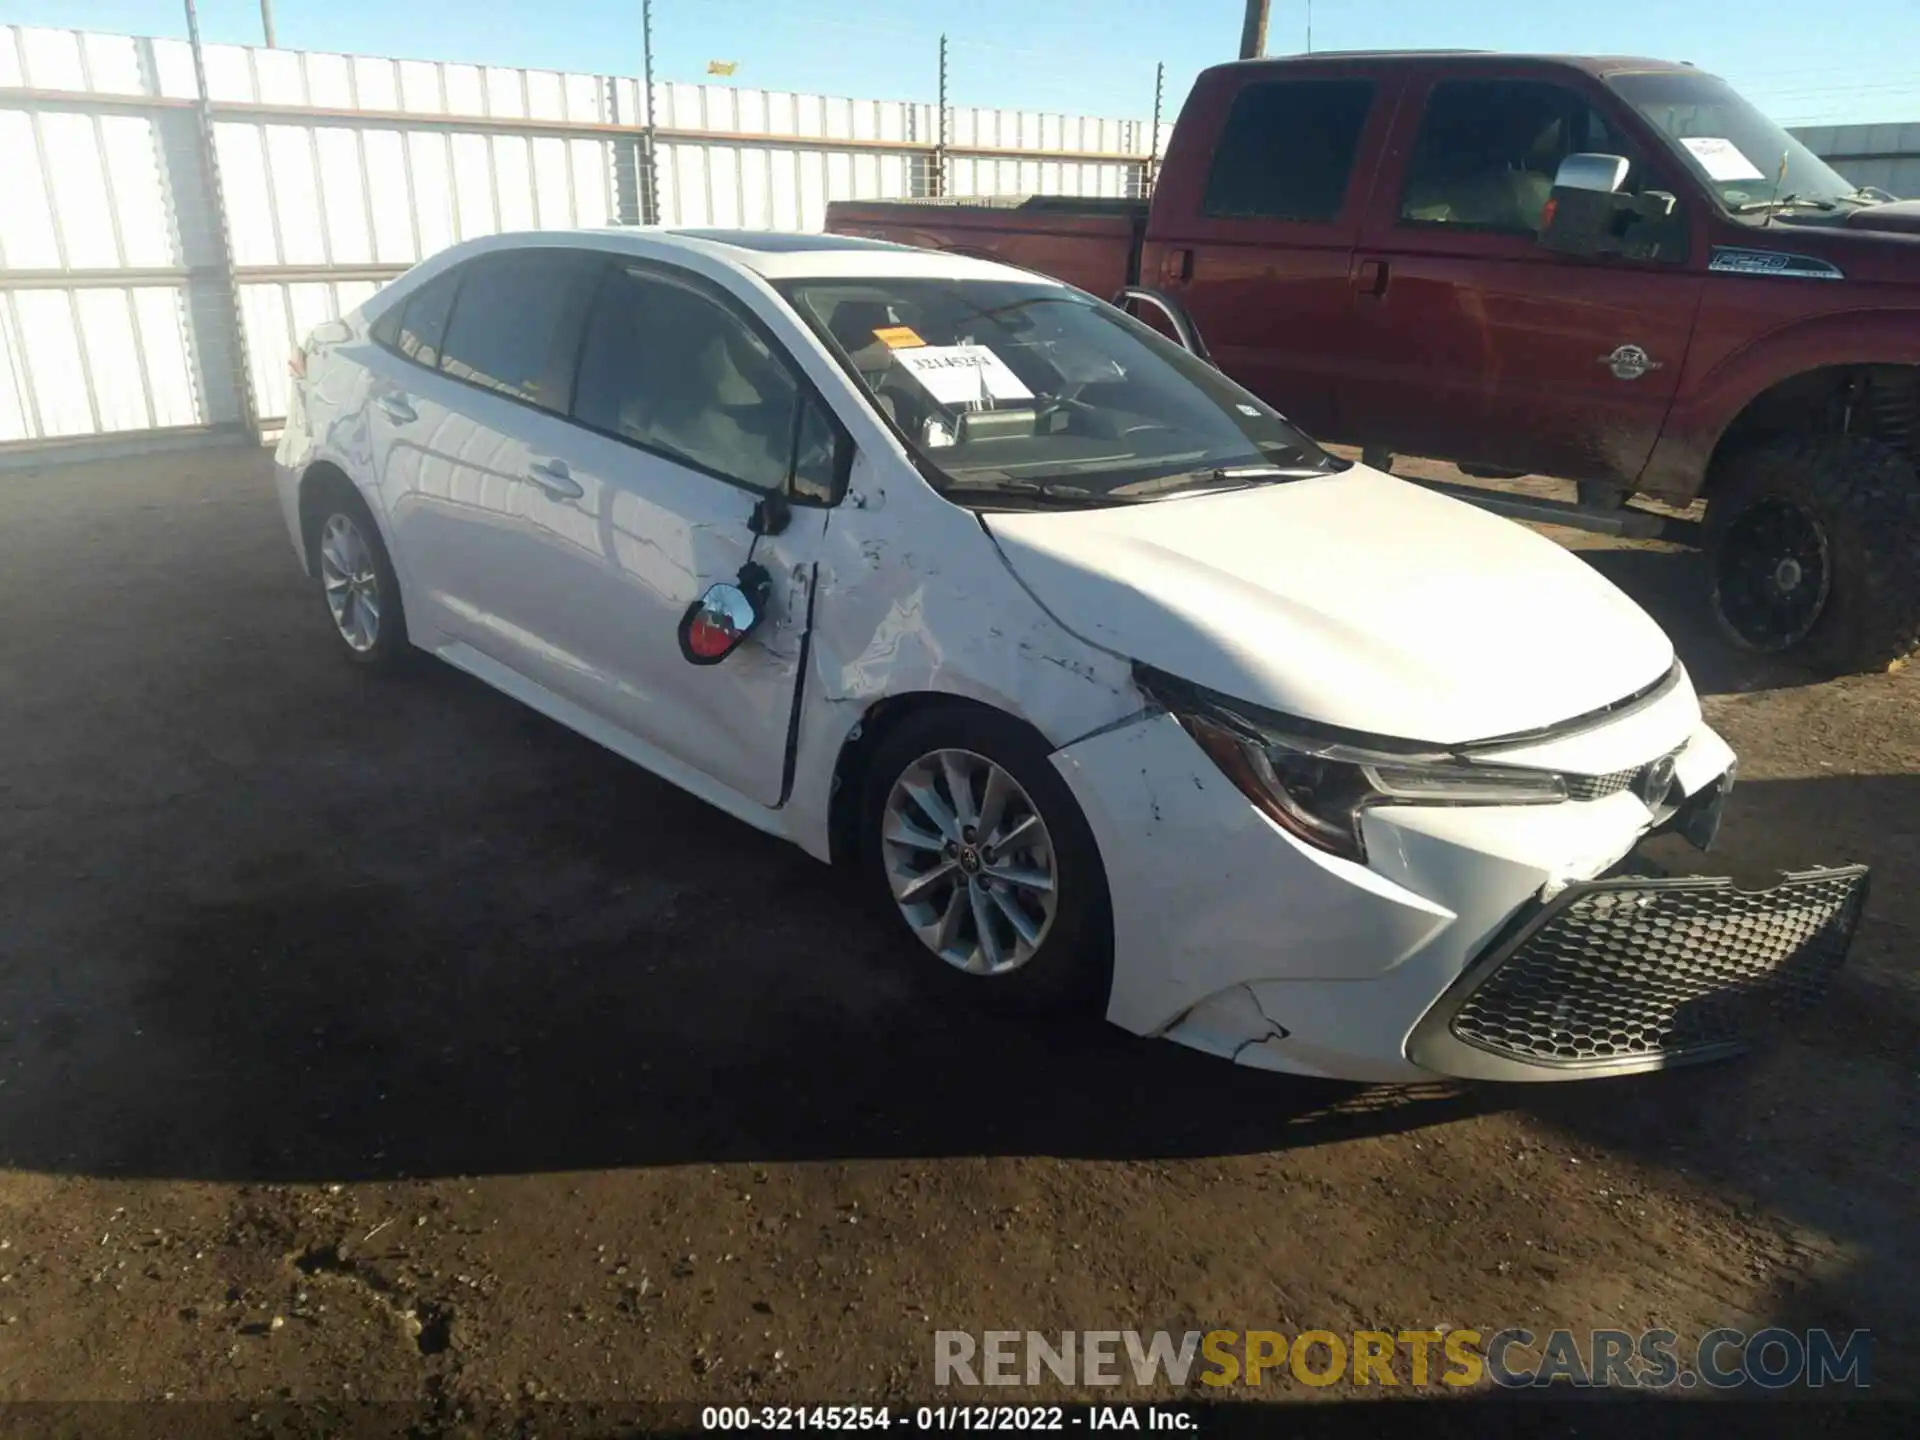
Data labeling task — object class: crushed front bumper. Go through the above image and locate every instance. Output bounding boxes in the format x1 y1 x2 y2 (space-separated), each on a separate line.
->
1054 698 1869 1083
1406 864 1870 1081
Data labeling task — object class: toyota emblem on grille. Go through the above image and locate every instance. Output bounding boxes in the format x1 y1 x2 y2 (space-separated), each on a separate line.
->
1636 754 1678 806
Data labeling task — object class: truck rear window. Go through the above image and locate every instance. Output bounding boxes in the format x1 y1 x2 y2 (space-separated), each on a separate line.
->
1202 78 1375 223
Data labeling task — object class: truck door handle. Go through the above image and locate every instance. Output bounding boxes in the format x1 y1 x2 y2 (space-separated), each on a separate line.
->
375 394 417 424
526 457 584 499
1159 247 1194 285
1356 259 1389 298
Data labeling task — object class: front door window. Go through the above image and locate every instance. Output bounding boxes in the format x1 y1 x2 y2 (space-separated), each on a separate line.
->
1398 77 1685 261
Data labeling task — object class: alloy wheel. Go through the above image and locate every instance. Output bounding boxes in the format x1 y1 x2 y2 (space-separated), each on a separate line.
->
319 512 382 652
1714 497 1831 652
880 747 1058 976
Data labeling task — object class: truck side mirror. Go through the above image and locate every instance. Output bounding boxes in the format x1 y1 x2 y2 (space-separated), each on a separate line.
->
1552 152 1632 195
1540 165 1678 262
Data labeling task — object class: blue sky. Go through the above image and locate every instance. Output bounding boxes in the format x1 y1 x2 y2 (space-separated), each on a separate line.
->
11 1 1920 127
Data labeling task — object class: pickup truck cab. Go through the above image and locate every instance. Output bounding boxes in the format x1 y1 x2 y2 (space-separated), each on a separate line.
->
829 52 1920 674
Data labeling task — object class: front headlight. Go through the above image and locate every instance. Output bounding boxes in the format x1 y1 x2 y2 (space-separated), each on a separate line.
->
1142 673 1566 863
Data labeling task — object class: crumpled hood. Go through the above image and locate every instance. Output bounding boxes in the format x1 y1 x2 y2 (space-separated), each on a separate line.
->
983 466 1675 745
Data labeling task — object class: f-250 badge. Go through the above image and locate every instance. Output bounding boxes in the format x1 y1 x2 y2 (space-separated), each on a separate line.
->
1601 344 1662 381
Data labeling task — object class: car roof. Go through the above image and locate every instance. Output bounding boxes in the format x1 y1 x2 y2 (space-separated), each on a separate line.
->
422 226 1058 285
1211 51 1698 78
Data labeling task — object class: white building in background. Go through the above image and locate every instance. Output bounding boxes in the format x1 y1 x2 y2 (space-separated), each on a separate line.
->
1790 123 1920 198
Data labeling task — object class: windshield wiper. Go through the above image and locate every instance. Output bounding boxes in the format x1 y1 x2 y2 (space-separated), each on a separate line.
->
1733 192 1840 214
938 476 1111 506
1106 464 1331 499
940 462 1333 508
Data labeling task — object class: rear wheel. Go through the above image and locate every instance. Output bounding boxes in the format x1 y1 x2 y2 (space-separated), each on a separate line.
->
861 706 1111 1014
1706 435 1920 674
307 481 410 668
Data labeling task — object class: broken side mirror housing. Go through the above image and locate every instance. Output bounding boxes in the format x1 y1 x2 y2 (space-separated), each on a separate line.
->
678 563 772 665
748 490 791 536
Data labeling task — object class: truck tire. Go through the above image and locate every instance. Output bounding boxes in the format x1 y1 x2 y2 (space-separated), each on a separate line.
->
1706 434 1920 674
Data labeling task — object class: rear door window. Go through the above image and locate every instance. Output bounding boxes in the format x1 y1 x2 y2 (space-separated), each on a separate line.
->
1201 78 1376 222
435 250 599 414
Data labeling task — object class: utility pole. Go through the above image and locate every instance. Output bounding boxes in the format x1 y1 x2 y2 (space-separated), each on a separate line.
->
1239 0 1268 60
259 0 277 47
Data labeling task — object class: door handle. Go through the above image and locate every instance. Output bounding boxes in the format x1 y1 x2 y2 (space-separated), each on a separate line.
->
1355 258 1389 298
525 457 584 499
375 393 417 424
1159 247 1194 285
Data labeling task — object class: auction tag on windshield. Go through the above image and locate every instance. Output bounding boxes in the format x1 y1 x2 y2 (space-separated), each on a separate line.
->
1681 136 1765 182
872 325 925 349
891 344 1034 408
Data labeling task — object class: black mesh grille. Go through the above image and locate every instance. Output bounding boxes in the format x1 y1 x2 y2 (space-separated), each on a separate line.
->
1564 746 1682 802
1565 767 1637 801
1448 867 1869 1067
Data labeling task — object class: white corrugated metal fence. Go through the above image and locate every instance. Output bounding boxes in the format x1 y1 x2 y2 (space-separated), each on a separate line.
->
0 24 1166 456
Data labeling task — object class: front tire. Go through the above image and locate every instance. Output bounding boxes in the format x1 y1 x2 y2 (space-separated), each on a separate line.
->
860 705 1112 1015
307 481 410 669
1706 435 1920 674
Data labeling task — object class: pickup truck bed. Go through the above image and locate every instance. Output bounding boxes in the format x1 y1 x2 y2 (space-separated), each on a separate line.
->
826 195 1146 304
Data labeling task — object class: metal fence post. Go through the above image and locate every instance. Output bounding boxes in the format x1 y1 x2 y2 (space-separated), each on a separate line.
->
183 0 257 436
639 0 660 225
935 34 948 199
1144 62 1165 194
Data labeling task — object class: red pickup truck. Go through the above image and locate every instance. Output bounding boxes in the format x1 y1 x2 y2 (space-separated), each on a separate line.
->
828 51 1920 674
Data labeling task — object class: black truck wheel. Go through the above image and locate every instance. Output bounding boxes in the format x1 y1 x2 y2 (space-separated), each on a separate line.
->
1706 435 1920 674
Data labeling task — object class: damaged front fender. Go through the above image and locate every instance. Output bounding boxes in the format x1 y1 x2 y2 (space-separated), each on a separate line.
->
778 454 1144 862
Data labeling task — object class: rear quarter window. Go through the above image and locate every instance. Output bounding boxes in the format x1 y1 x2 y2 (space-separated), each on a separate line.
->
1202 78 1376 222
394 269 460 368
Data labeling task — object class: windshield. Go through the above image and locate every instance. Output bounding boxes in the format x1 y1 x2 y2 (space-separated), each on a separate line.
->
1608 70 1861 214
775 277 1335 504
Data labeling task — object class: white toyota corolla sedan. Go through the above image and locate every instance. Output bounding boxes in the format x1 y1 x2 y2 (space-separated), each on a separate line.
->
275 228 1867 1083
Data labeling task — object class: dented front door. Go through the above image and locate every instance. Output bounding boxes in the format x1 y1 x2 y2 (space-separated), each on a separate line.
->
494 257 832 809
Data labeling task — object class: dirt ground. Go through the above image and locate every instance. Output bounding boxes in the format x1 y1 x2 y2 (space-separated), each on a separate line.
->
0 444 1915 1423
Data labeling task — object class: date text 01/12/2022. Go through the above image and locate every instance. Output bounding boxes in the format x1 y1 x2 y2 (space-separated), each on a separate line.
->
700 1406 1195 1431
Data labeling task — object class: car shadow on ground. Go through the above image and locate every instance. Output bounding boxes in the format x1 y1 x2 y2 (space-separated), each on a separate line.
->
4 679 1910 1191
1 656 1495 1185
